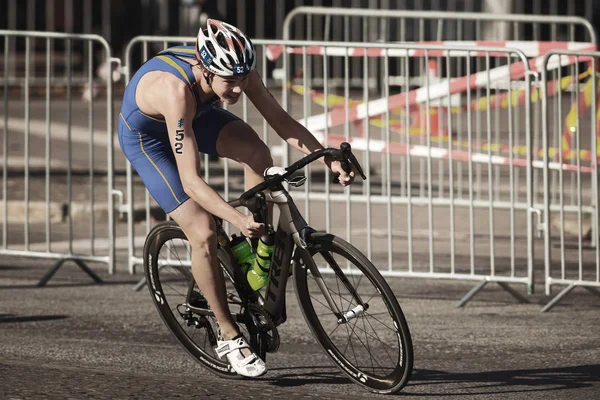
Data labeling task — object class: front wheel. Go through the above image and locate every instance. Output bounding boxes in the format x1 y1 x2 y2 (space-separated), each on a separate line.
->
293 233 413 394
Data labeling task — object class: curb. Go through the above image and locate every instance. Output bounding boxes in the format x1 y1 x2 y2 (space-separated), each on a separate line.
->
1 201 122 224
0 201 64 224
1 200 169 225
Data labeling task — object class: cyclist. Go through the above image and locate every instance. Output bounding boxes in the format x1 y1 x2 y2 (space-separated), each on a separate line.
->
118 19 355 377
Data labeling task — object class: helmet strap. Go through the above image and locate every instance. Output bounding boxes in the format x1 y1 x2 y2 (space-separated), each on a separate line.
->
198 63 214 89
203 71 214 89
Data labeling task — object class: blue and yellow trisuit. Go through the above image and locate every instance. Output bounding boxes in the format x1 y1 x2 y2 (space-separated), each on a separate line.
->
118 46 239 213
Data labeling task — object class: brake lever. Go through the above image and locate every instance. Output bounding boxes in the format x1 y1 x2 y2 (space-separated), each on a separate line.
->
331 142 367 184
349 153 367 180
332 159 353 184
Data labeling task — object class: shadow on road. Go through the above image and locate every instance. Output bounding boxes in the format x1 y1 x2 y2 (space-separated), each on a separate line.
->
0 280 139 290
263 364 599 395
408 365 600 395
265 366 353 387
0 314 68 324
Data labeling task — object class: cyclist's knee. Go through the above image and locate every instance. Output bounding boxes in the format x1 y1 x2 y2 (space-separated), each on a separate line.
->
186 224 217 251
217 121 273 170
242 140 273 172
170 201 217 250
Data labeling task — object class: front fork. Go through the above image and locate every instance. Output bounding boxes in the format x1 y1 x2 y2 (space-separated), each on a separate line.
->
294 231 368 324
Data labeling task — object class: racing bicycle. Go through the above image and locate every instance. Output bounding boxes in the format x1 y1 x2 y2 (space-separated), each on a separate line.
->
143 142 413 394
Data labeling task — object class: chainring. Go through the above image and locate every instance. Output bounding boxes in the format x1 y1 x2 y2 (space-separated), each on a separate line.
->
246 304 280 353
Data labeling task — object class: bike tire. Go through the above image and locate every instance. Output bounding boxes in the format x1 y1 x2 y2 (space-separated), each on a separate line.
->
293 232 413 394
143 221 243 379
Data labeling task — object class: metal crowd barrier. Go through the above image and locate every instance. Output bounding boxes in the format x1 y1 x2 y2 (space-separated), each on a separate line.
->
281 6 598 276
280 40 540 307
4 30 597 310
283 7 597 43
284 7 598 309
120 35 539 305
0 30 117 285
281 7 597 89
541 50 600 311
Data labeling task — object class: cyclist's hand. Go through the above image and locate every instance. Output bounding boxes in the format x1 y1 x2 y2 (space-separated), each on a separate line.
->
329 160 355 187
236 214 265 238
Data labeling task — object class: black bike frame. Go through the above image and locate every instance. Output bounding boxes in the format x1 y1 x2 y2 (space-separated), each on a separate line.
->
224 184 359 326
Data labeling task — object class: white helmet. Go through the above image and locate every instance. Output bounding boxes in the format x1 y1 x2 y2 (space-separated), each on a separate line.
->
195 19 256 77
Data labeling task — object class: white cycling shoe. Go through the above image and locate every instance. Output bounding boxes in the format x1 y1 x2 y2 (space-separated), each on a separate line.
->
215 334 267 378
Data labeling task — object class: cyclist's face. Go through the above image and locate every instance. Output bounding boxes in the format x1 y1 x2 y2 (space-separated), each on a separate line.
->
212 74 249 105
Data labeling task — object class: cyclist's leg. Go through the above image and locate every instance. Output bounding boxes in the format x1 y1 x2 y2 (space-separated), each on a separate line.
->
167 199 243 342
190 107 269 354
120 125 244 346
215 119 273 189
213 115 274 222
195 107 274 223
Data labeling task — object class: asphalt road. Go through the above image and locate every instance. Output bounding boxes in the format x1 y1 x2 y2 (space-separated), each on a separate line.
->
0 255 599 400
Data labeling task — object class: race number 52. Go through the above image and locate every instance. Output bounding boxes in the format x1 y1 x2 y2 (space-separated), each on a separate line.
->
175 129 184 154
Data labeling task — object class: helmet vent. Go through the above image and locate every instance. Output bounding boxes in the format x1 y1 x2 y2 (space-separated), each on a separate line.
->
225 54 236 67
230 33 245 60
216 32 228 50
206 41 217 57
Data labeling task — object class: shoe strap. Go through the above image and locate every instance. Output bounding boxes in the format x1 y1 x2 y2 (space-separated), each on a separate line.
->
216 334 250 355
238 353 260 368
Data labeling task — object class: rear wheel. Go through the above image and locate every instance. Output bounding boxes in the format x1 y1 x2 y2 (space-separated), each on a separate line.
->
293 233 413 394
143 221 247 378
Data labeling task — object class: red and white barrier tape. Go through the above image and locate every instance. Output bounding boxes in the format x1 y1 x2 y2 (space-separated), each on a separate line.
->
266 41 595 61
306 132 595 173
298 49 596 132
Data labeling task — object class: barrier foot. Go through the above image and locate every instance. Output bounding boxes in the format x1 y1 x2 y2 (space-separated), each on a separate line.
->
133 275 148 292
133 264 190 292
497 282 529 304
584 286 600 299
456 280 487 308
37 259 103 287
541 283 575 313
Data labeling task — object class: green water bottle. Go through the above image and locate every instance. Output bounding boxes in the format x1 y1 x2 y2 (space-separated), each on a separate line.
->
246 230 275 291
230 234 255 274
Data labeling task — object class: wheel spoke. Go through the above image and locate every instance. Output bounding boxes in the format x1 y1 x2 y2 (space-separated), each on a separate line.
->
344 319 399 353
309 271 376 312
361 315 376 373
328 322 343 339
363 311 398 332
157 252 190 298
341 315 360 365
320 251 363 314
309 293 335 313
342 316 386 371
363 315 397 365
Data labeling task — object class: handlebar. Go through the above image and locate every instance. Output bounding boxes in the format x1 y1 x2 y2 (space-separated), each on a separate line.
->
230 142 366 210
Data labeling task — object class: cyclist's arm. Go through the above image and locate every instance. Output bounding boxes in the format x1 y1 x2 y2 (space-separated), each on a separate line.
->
245 70 330 165
154 76 246 225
